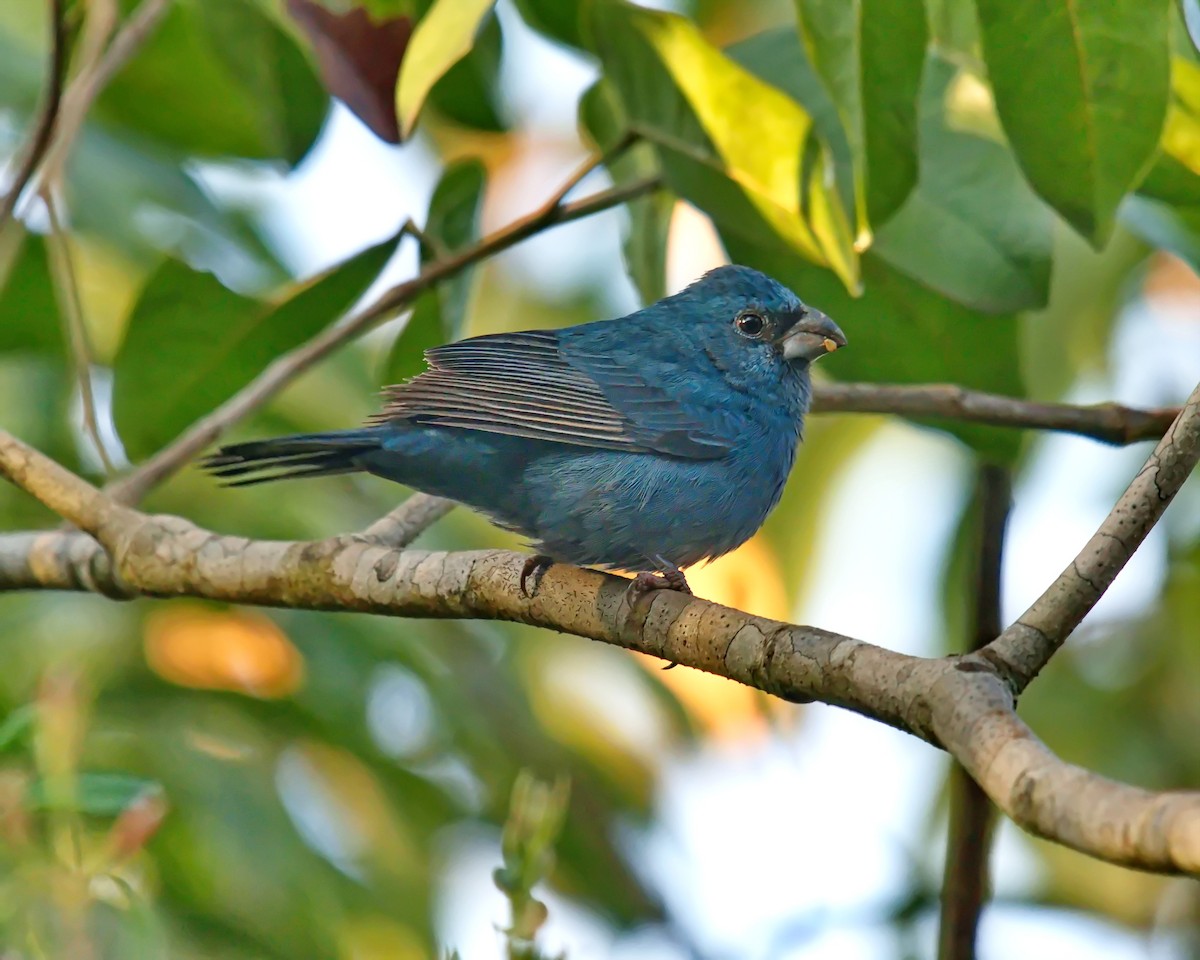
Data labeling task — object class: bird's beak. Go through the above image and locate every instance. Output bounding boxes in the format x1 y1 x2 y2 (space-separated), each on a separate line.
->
779 309 847 362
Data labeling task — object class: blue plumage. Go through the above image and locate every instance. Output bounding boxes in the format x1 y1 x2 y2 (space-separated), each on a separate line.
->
203 265 846 580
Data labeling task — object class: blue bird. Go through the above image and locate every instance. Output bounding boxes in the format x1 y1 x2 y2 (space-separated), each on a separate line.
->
203 265 846 595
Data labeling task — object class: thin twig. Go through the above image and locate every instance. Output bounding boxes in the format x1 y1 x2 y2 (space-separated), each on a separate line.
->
361 493 454 547
42 188 114 474
812 382 1179 446
35 0 172 192
81 0 171 94
351 143 645 324
543 131 637 210
398 216 442 259
984 380 1200 691
0 0 67 229
938 464 1010 960
105 174 662 506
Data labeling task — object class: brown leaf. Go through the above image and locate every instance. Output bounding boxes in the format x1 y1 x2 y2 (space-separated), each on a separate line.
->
286 0 412 143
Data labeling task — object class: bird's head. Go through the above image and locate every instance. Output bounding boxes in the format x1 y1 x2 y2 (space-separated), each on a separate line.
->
675 265 846 373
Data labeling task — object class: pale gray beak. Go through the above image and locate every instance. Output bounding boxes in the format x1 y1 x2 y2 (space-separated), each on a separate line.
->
779 308 847 362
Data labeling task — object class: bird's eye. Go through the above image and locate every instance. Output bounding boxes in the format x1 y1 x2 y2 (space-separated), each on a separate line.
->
735 312 766 338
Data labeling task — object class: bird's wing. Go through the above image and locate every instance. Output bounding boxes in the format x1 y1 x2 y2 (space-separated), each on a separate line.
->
369 330 732 459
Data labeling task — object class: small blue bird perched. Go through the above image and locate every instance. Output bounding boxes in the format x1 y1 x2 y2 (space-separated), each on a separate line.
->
203 265 846 595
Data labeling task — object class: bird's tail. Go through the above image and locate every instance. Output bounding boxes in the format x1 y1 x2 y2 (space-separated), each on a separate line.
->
201 429 383 487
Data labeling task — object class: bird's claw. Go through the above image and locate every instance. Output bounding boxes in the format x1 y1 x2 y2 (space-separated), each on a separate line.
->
631 569 692 594
520 554 553 597
622 560 691 667
625 562 692 604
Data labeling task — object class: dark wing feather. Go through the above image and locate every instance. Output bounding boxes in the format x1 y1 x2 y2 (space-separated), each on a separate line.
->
368 330 731 459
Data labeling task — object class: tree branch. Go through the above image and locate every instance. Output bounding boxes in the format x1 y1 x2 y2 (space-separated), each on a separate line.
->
0 0 66 229
2 426 1199 875
811 382 1179 446
0 432 133 538
938 464 1010 960
985 380 1200 691
927 668 1199 875
103 174 662 506
360 493 454 547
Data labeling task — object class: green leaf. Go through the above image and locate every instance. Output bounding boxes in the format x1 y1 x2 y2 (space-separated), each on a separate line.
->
424 161 488 245
95 0 328 163
383 159 485 384
65 126 287 276
587 1 859 292
114 234 400 459
1121 195 1200 271
974 0 1171 244
512 0 584 48
793 0 927 228
426 12 506 132
396 0 496 139
384 290 445 385
622 190 675 306
724 236 1025 462
579 80 671 303
0 232 63 356
420 159 487 341
926 0 980 57
870 57 1053 313
0 704 36 753
26 772 162 816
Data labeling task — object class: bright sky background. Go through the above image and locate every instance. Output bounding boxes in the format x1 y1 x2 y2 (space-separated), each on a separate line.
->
197 2 1200 956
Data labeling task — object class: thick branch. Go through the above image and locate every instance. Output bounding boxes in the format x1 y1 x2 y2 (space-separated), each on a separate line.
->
986 381 1200 690
812 383 1179 446
104 175 661 506
1 429 1198 875
0 530 126 598
929 670 1200 874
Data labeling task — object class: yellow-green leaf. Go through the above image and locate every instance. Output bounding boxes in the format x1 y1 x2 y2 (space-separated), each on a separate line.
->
588 1 859 292
1138 57 1200 205
396 0 496 139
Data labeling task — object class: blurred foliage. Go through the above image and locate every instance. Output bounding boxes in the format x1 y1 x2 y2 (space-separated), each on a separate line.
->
493 772 569 960
0 0 1198 957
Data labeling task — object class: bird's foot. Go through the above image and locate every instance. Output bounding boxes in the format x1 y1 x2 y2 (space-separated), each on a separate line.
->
624 561 691 669
630 569 693 595
625 558 692 604
519 554 554 597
